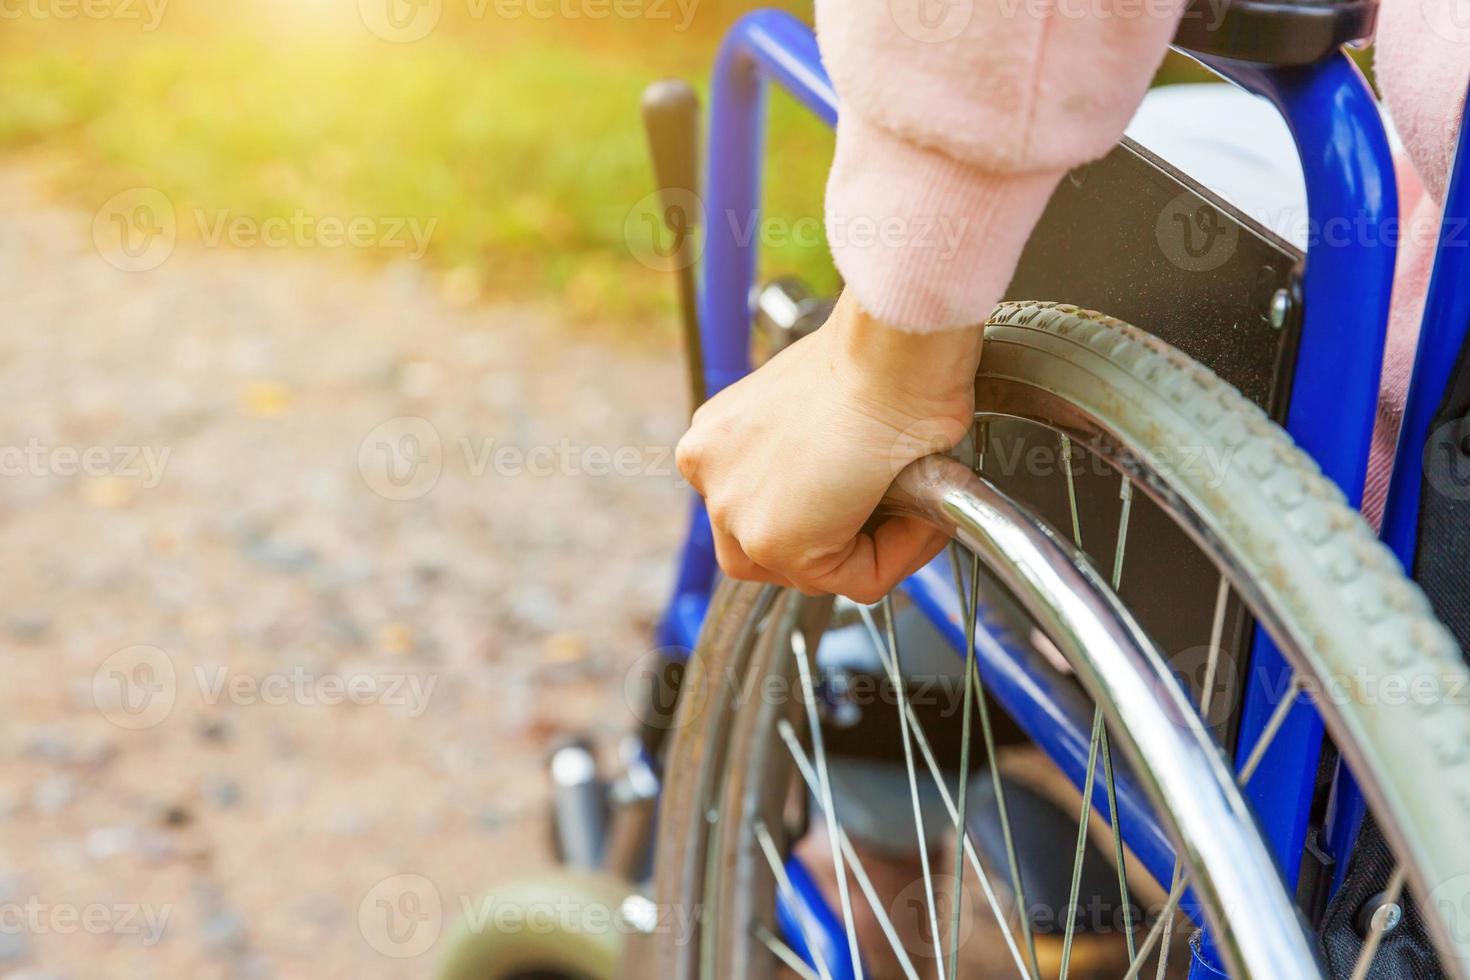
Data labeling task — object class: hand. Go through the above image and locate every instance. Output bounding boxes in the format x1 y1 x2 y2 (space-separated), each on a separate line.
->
675 293 983 603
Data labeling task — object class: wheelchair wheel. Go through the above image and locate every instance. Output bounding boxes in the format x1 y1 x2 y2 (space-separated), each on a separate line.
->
435 871 629 980
653 302 1470 979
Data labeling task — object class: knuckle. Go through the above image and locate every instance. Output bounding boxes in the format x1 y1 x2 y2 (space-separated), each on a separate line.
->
705 499 733 532
674 435 702 481
740 529 787 571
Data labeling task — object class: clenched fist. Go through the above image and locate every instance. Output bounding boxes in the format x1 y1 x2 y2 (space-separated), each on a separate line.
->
676 293 984 602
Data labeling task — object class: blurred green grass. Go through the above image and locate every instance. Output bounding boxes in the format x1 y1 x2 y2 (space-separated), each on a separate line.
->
0 5 1244 340
0 4 835 336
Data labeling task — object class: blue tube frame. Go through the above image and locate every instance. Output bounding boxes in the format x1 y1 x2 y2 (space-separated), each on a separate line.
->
657 9 1470 976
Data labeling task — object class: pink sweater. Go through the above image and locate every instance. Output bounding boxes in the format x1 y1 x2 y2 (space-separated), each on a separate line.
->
816 0 1469 335
818 0 1470 519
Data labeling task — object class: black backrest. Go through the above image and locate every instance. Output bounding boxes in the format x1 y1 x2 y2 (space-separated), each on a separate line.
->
1173 0 1379 66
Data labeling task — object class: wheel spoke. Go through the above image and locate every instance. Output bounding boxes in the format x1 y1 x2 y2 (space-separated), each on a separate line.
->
756 925 824 980
1156 574 1233 978
877 595 948 977
1121 873 1190 980
1059 708 1105 980
1349 865 1406 980
1102 479 1138 964
856 604 1032 977
792 629 865 980
946 419 1041 980
947 554 1042 972
1061 433 1083 549
755 820 837 980
947 555 980 980
1239 673 1305 785
778 719 924 980
1200 574 1233 723
1122 666 1305 980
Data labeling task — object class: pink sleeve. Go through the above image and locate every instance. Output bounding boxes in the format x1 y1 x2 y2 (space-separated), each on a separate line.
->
815 0 1187 331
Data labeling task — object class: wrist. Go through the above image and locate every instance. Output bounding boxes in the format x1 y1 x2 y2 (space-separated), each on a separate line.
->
828 292 984 407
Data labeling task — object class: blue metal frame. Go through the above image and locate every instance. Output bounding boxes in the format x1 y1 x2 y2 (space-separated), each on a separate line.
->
656 9 1470 976
1183 52 1399 976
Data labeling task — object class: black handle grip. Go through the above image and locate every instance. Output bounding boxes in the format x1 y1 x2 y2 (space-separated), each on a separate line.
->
642 80 705 414
641 79 701 226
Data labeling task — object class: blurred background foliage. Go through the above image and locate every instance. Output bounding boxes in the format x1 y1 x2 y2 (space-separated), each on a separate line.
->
0 0 1228 335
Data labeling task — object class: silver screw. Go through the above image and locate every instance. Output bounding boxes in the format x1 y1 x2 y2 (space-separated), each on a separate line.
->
1269 287 1292 329
1371 901 1403 935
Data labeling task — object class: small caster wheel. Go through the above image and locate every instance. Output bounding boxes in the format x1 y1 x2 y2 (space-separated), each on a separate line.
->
435 871 632 980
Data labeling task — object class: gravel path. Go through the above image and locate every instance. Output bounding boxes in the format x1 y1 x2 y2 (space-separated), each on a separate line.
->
0 165 688 978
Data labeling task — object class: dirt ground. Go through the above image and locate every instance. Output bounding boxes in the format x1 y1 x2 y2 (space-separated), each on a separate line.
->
0 164 689 979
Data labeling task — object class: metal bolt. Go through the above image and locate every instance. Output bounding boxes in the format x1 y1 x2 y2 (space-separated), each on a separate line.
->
620 895 658 935
1269 287 1292 329
1356 890 1404 937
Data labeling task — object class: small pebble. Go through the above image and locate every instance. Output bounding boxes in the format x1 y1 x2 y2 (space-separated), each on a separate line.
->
86 825 135 860
32 775 75 814
0 933 32 964
202 778 241 809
